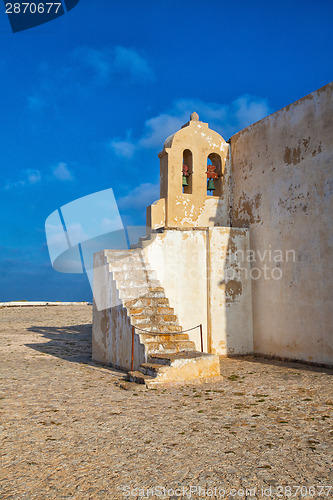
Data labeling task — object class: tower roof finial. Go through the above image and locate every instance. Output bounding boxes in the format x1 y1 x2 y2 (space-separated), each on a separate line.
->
190 111 199 121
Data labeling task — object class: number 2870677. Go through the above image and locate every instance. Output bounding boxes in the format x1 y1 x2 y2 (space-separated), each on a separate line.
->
5 3 62 14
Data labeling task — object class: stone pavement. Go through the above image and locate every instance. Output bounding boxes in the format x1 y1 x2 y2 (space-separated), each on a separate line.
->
0 306 332 499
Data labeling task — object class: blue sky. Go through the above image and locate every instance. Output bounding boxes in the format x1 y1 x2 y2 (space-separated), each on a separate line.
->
0 0 332 301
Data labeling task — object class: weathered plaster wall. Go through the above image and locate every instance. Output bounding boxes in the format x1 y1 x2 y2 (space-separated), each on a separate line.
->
208 227 253 356
141 228 253 355
147 198 165 232
92 252 144 370
141 229 208 351
230 82 333 365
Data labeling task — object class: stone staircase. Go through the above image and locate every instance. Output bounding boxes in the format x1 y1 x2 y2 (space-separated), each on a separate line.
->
105 248 221 388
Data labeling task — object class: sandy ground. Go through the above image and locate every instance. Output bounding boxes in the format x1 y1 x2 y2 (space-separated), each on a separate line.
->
0 305 332 500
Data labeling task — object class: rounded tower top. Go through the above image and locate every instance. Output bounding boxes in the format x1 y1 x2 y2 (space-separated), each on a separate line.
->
162 112 225 152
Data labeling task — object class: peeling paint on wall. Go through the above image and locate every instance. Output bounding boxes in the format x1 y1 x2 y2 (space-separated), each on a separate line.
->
233 192 262 227
219 279 243 303
278 184 309 215
284 145 302 165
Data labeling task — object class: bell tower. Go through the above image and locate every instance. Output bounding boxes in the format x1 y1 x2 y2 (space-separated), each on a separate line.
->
147 112 230 231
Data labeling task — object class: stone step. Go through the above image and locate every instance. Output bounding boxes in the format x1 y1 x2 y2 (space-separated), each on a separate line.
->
130 236 149 250
148 350 216 366
105 250 143 260
117 279 161 289
139 363 164 377
107 248 144 256
148 351 205 366
108 255 149 267
145 340 196 354
107 257 146 268
123 288 166 300
119 287 166 300
118 279 161 290
124 297 170 308
117 282 162 292
135 323 183 333
149 352 221 387
129 352 221 388
113 270 157 282
104 254 141 264
127 306 175 316
131 235 154 251
131 314 178 326
138 332 189 342
110 266 152 275
127 370 155 385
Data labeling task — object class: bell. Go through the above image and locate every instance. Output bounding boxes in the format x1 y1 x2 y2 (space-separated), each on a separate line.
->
207 178 216 191
182 175 188 187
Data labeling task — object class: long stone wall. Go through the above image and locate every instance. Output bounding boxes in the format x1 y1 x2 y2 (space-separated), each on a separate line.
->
230 82 333 365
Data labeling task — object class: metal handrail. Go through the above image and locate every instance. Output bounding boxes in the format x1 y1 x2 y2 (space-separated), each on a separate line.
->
131 323 204 371
133 324 201 334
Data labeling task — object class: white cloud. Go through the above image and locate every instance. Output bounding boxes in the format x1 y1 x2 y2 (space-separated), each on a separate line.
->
117 183 160 211
45 222 69 256
74 47 111 83
28 46 155 111
112 46 155 83
4 162 75 191
4 180 24 190
101 217 118 233
69 45 154 86
52 162 74 181
139 114 185 149
4 169 41 190
66 223 90 246
26 169 41 185
109 95 272 158
109 137 136 159
227 95 272 131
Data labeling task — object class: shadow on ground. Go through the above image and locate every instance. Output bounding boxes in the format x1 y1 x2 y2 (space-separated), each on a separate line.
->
26 324 92 364
25 324 333 378
229 354 333 375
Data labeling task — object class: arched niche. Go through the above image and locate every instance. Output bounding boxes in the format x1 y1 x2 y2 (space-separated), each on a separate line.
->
207 153 222 196
182 149 193 194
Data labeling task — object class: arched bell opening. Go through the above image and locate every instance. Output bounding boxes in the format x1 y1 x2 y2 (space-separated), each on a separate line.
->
182 149 193 194
207 153 222 196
